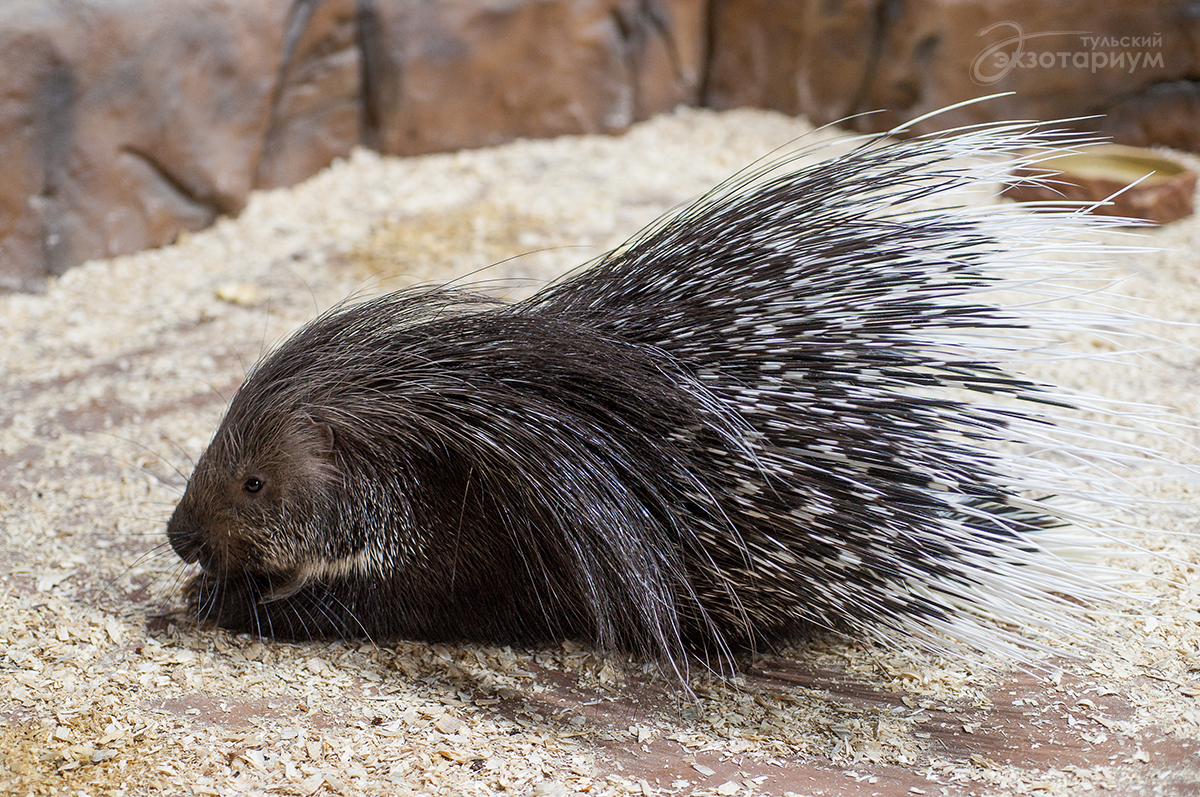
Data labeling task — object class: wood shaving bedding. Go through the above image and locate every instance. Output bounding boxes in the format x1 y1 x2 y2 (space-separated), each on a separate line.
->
1 107 1197 796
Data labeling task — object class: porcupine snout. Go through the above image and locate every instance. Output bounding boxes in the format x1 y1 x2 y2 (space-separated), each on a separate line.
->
166 506 206 564
166 488 253 579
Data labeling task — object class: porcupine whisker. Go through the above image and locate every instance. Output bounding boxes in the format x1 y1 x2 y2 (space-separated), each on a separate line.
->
291 582 361 642
306 593 350 642
244 568 274 640
99 431 195 490
284 596 321 640
96 541 181 605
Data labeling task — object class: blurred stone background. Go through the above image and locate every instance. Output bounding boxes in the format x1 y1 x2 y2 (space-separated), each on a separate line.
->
2 0 1196 292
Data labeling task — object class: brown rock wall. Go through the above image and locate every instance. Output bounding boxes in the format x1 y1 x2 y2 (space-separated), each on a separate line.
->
0 0 290 291
705 0 1200 141
0 0 703 292
2 0 1199 291
0 7 73 292
704 0 869 120
362 0 703 156
256 0 363 189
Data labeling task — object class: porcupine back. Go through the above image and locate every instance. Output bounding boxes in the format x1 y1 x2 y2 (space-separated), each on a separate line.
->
518 123 1133 664
171 120 1145 676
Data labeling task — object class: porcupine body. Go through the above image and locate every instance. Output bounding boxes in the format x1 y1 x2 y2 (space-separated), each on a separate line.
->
167 120 1135 674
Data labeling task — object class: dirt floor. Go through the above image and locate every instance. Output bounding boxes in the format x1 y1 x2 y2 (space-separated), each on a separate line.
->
1 108 1198 796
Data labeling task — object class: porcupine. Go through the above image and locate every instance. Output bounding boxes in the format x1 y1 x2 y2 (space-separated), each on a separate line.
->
166 118 1147 676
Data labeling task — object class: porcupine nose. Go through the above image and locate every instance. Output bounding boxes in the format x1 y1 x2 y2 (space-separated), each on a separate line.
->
166 507 205 564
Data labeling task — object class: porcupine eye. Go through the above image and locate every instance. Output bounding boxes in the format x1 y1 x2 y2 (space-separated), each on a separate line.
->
235 472 272 505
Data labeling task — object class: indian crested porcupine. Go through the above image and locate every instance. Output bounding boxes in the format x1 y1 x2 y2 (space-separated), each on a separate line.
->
167 118 1153 675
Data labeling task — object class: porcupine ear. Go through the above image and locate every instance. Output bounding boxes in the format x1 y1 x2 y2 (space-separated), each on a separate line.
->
301 415 339 480
305 416 335 454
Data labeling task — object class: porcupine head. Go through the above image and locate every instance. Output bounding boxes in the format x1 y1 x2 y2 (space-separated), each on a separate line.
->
167 403 348 610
